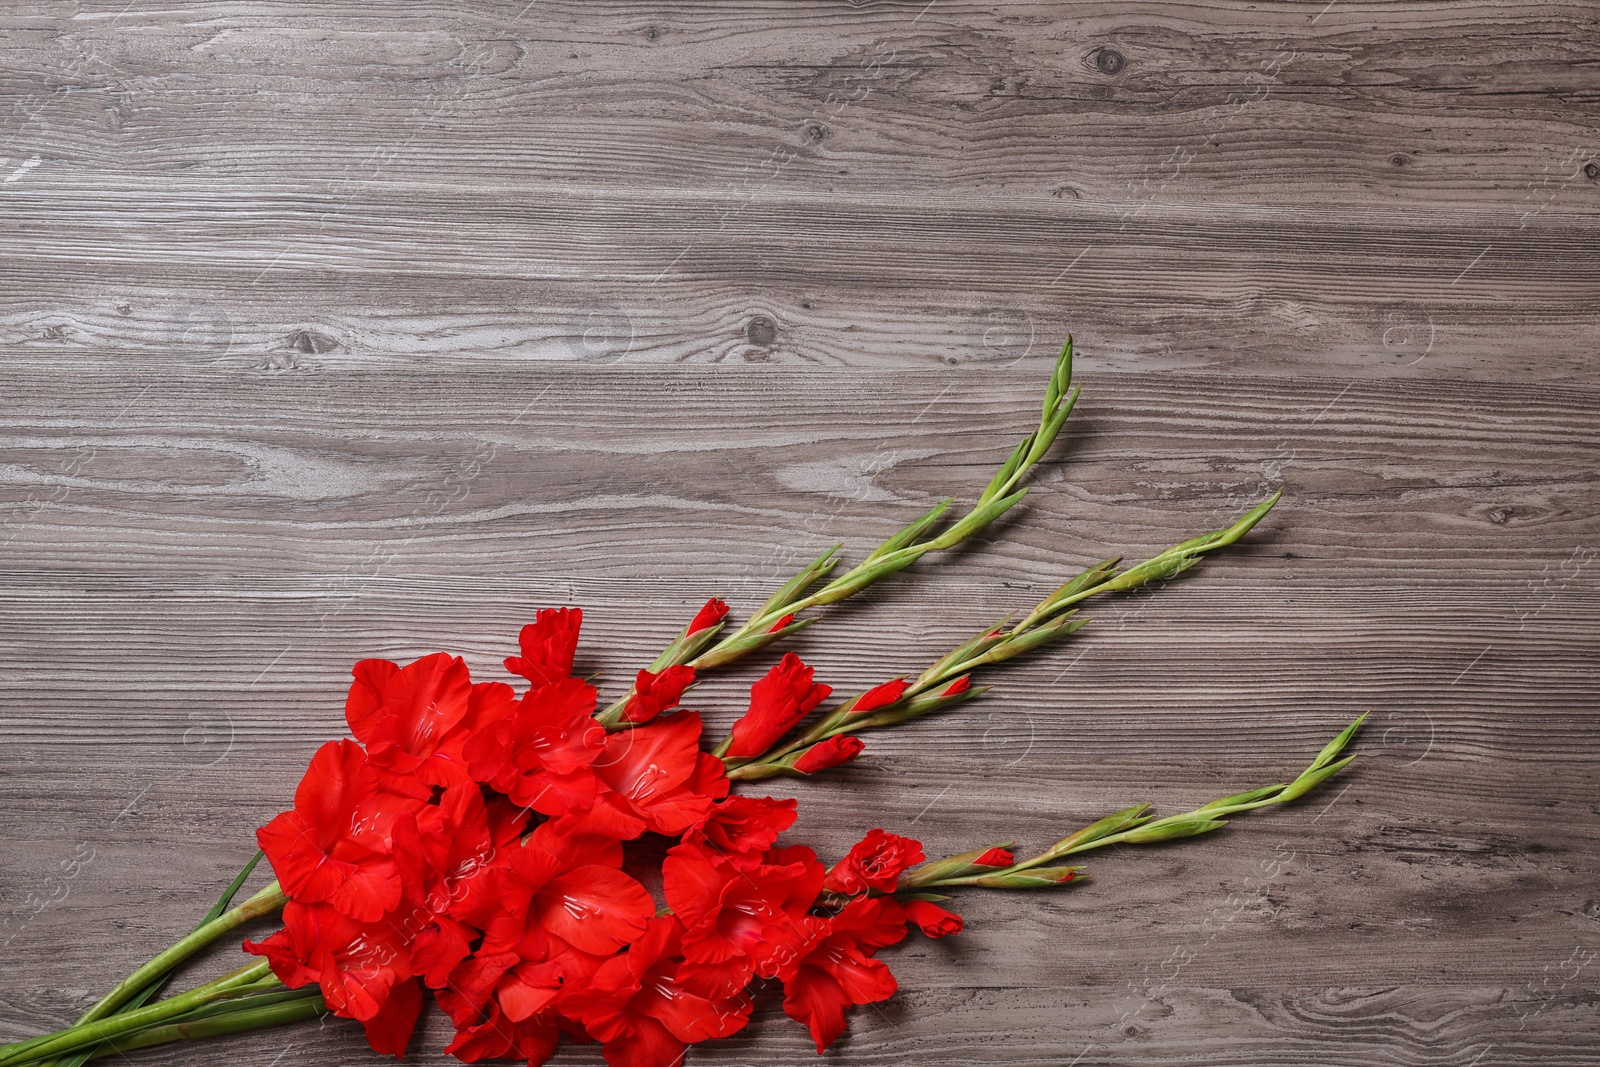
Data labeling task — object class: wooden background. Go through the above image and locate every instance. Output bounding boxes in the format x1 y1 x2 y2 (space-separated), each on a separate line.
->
2 1 1596 1064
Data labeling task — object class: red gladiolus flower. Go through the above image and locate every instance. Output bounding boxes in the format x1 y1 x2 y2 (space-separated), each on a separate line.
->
850 678 908 715
505 607 582 687
782 896 908 1054
579 712 729 839
245 899 422 1053
687 795 797 861
435 824 653 1056
765 612 796 633
440 998 560 1066
622 664 695 724
792 734 865 774
344 653 473 775
687 597 729 633
451 823 653 962
664 840 823 998
255 739 418 922
461 677 606 816
974 847 1015 867
941 676 972 697
902 899 963 938
725 653 832 760
409 773 526 915
566 916 753 1067
822 829 925 896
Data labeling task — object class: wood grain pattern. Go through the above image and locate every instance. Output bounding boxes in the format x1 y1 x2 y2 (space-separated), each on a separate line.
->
2 1 1596 1064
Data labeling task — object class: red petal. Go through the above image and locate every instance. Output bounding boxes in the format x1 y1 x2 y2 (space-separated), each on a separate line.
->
661 845 731 931
255 808 403 922
439 950 520 1025
792 734 864 775
600 1016 687 1067
324 854 405 922
345 659 400 742
851 677 909 715
783 966 851 1054
595 712 703 807
639 977 751 1043
535 866 654 956
242 925 317 990
291 738 377 832
564 919 671 1040
412 915 475 989
824 948 899 1007
528 818 625 874
514 677 603 774
551 790 649 841
690 795 797 856
443 1000 559 1065
263 901 409 1022
496 961 563 1022
359 977 422 1058
831 896 910 951
687 751 730 801
823 829 924 896
363 653 472 770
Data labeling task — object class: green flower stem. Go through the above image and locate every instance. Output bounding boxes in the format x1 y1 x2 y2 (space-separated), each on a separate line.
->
76 989 324 1063
721 493 1283 777
906 715 1367 890
595 339 1080 729
0 963 276 1067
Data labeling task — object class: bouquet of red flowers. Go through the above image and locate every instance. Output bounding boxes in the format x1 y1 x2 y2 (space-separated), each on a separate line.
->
0 343 1364 1067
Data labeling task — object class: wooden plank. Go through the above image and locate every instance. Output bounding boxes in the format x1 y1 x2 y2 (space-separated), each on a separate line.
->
0 194 1593 378
1 0 1596 1063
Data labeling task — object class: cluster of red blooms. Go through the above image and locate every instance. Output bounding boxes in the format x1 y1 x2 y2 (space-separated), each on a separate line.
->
246 605 994 1067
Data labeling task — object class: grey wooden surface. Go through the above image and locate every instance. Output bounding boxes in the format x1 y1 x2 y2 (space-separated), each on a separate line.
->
2 2 1597 1065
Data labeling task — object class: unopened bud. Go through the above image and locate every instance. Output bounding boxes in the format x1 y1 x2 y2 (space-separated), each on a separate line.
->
970 865 1082 889
792 735 865 774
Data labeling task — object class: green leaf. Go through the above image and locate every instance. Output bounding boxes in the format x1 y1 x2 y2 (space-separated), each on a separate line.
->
756 545 840 619
1024 383 1081 472
693 618 817 669
851 683 990 730
1049 804 1152 856
865 500 954 563
1197 784 1287 812
1277 754 1356 803
1116 815 1230 844
1308 713 1369 772
1041 557 1122 611
970 864 1084 889
982 613 1087 662
900 841 1018 888
927 488 1030 551
202 850 265 925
